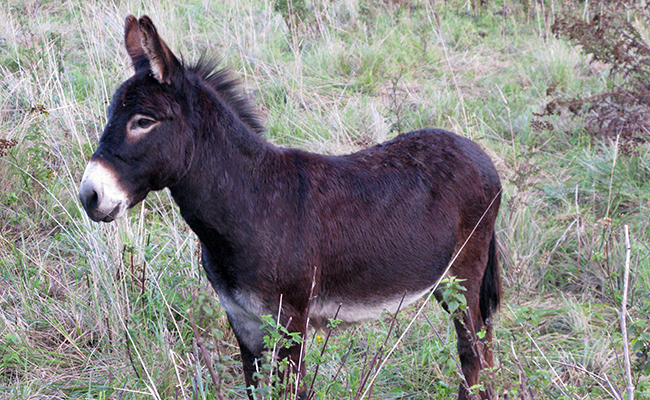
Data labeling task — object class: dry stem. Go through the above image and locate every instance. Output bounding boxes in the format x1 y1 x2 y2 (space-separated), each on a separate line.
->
621 225 634 400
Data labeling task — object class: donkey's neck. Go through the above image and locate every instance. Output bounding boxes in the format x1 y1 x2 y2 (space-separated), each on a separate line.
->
168 89 278 243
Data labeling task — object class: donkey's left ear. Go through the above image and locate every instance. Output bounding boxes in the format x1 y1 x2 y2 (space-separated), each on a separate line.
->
137 15 181 85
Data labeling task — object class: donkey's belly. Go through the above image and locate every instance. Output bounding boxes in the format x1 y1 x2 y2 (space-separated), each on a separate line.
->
308 285 435 330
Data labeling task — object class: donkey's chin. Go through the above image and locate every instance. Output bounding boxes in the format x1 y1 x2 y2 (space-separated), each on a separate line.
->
85 202 127 223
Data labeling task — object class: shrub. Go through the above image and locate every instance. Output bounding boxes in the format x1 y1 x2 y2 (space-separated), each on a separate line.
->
536 1 650 148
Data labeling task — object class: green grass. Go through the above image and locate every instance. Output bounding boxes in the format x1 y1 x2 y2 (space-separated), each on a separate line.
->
1 0 649 398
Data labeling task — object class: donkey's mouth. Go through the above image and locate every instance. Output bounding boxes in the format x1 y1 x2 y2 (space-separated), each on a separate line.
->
83 205 121 223
100 205 122 223
79 190 126 223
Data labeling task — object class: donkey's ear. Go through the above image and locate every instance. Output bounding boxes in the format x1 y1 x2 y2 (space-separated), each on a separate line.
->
137 15 181 85
124 15 148 73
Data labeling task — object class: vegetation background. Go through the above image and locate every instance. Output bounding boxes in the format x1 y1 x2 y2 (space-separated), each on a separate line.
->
1 0 649 398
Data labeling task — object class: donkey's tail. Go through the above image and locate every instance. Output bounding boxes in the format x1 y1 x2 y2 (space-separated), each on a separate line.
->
479 231 501 322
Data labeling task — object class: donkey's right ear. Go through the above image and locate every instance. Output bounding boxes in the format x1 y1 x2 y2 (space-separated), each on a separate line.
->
124 15 149 73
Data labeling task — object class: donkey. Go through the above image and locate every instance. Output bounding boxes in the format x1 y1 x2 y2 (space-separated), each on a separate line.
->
79 15 502 399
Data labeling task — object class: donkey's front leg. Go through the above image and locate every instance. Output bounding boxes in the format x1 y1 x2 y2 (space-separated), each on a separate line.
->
230 311 308 400
227 314 265 399
234 341 308 400
233 334 263 399
277 340 308 400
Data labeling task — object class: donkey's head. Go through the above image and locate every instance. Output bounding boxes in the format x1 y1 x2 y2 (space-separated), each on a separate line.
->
79 15 192 222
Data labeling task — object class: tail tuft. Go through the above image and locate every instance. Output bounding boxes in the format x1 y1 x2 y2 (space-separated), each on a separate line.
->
480 232 501 322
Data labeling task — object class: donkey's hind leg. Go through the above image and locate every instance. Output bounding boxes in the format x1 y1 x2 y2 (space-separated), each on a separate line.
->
454 304 493 400
446 254 496 399
277 341 308 400
435 281 486 399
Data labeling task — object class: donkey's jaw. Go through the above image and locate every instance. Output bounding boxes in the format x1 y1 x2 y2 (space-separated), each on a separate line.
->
79 159 130 223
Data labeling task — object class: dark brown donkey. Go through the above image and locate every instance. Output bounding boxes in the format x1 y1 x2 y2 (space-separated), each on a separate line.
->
78 15 502 400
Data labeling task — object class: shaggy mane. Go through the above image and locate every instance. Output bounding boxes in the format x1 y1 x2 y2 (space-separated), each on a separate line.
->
187 57 266 135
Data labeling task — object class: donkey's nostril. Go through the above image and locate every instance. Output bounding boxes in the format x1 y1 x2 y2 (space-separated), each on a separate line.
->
87 190 99 209
79 182 100 211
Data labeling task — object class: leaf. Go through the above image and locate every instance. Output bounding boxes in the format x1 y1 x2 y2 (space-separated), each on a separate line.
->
633 340 645 353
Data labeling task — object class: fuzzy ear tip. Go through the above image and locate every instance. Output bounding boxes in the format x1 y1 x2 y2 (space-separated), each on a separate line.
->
138 15 155 29
125 14 138 29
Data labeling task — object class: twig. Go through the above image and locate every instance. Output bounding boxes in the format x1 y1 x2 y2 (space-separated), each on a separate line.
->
506 304 575 399
603 373 625 400
124 318 141 380
554 360 621 400
141 234 150 302
423 313 472 394
188 300 223 398
605 134 620 221
307 303 342 400
323 336 355 398
621 225 634 400
270 294 285 371
296 267 318 400
510 341 536 400
575 184 581 277
607 330 626 376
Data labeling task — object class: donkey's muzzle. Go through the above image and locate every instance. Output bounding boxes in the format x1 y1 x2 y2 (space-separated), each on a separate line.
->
78 183 120 222
79 159 129 223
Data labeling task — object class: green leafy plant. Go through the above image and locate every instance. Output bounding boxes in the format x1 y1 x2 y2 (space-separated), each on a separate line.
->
438 276 468 317
273 0 312 32
248 314 305 399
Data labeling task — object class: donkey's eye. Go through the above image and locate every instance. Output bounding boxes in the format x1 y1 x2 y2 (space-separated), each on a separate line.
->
127 114 159 140
135 117 156 129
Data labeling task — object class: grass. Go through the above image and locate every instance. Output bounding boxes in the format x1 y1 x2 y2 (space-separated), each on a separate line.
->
1 0 649 398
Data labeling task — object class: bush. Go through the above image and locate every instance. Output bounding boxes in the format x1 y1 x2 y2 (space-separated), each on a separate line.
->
536 1 650 148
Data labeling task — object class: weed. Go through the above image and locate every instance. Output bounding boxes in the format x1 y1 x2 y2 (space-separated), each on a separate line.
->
274 0 313 32
0 139 18 157
438 276 468 317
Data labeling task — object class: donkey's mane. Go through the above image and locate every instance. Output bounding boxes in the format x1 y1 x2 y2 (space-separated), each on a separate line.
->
187 57 266 135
